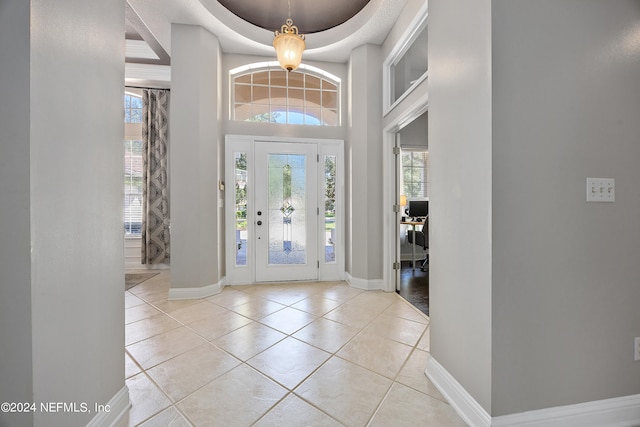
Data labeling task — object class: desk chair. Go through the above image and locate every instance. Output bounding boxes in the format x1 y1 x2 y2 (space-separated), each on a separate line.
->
406 218 428 271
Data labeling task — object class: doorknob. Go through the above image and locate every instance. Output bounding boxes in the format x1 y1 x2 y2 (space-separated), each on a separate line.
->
257 220 262 226
257 211 262 216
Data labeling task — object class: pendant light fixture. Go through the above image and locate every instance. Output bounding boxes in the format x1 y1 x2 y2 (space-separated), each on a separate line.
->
273 0 305 72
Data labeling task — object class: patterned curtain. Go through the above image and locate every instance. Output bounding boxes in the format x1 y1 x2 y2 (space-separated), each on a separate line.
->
141 89 170 264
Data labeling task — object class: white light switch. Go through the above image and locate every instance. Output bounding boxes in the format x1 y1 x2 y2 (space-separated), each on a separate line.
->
586 178 615 202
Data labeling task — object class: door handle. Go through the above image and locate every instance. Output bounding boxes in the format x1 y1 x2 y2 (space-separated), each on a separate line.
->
257 211 262 216
257 220 263 226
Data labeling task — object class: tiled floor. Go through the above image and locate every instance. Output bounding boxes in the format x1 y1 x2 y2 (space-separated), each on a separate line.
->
117 271 467 427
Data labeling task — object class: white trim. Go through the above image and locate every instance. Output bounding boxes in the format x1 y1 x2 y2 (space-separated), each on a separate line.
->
85 386 131 427
426 355 640 427
383 1 429 115
425 355 491 427
382 92 429 293
493 395 640 427
167 277 225 300
345 272 384 291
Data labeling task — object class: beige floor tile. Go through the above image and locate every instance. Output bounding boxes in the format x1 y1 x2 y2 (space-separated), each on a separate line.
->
396 348 446 401
122 372 172 426
247 337 331 390
146 343 240 402
383 300 430 324
125 303 163 325
291 295 342 316
138 406 192 427
151 298 200 314
254 394 342 427
259 289 313 306
125 314 181 346
168 300 227 325
185 309 254 341
336 331 412 379
259 307 316 335
177 365 287 427
292 317 359 354
416 325 430 352
126 326 208 369
128 281 170 303
322 303 379 329
207 288 253 309
363 314 427 347
295 357 392 426
369 382 467 427
231 298 286 320
125 292 146 309
347 291 397 313
125 350 141 379
315 284 363 302
214 322 286 361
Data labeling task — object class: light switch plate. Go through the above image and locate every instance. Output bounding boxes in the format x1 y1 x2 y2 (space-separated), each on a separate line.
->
586 178 615 202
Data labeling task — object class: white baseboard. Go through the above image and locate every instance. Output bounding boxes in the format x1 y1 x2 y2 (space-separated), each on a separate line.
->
86 386 131 427
167 276 226 300
345 272 384 290
425 355 491 427
426 355 640 427
492 394 640 427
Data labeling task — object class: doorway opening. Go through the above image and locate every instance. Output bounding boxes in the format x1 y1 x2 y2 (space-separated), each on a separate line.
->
382 94 428 314
225 135 344 285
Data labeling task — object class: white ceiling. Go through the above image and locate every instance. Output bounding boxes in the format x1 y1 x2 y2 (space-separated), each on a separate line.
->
125 0 408 86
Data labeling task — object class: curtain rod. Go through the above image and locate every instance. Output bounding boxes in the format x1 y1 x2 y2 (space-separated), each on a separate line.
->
125 85 171 91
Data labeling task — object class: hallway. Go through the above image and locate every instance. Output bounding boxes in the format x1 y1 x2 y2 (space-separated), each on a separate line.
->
120 271 465 426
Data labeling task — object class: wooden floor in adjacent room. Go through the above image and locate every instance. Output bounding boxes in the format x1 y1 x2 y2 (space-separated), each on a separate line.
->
397 261 429 316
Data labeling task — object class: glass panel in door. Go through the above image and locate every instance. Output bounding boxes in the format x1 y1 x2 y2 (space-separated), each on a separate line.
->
255 142 318 282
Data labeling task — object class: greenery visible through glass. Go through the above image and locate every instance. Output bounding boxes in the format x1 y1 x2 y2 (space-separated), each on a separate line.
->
235 153 248 266
324 155 336 263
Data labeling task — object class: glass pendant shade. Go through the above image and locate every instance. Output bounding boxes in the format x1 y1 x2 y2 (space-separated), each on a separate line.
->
273 18 305 72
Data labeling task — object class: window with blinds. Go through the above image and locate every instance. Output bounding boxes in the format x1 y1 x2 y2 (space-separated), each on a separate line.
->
124 90 144 236
401 150 429 199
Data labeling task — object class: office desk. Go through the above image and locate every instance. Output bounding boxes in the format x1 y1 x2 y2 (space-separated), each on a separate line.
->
401 220 424 270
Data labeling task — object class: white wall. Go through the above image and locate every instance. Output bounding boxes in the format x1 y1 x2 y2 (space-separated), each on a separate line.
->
0 1 125 425
491 0 640 416
428 0 493 413
0 1 34 425
170 24 223 289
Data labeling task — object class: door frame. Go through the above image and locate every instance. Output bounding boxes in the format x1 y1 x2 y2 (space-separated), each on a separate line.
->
225 135 344 285
382 94 429 293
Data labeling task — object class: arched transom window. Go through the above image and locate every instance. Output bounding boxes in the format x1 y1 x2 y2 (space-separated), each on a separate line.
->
231 63 340 126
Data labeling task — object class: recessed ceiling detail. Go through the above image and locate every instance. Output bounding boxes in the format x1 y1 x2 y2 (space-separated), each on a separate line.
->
217 0 371 34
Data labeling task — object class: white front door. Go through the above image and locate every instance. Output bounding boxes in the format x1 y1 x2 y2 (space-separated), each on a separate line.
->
254 141 318 282
225 135 343 285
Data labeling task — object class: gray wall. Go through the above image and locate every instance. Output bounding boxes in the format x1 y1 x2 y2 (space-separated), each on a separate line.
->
170 24 223 288
347 44 384 282
0 1 34 425
428 0 494 413
0 0 126 425
492 0 640 416
430 0 640 418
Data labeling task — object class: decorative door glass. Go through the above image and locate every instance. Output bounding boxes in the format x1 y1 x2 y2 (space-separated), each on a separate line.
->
267 154 307 265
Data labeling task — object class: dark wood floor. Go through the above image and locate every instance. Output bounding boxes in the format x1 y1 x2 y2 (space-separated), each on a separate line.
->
397 261 429 316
